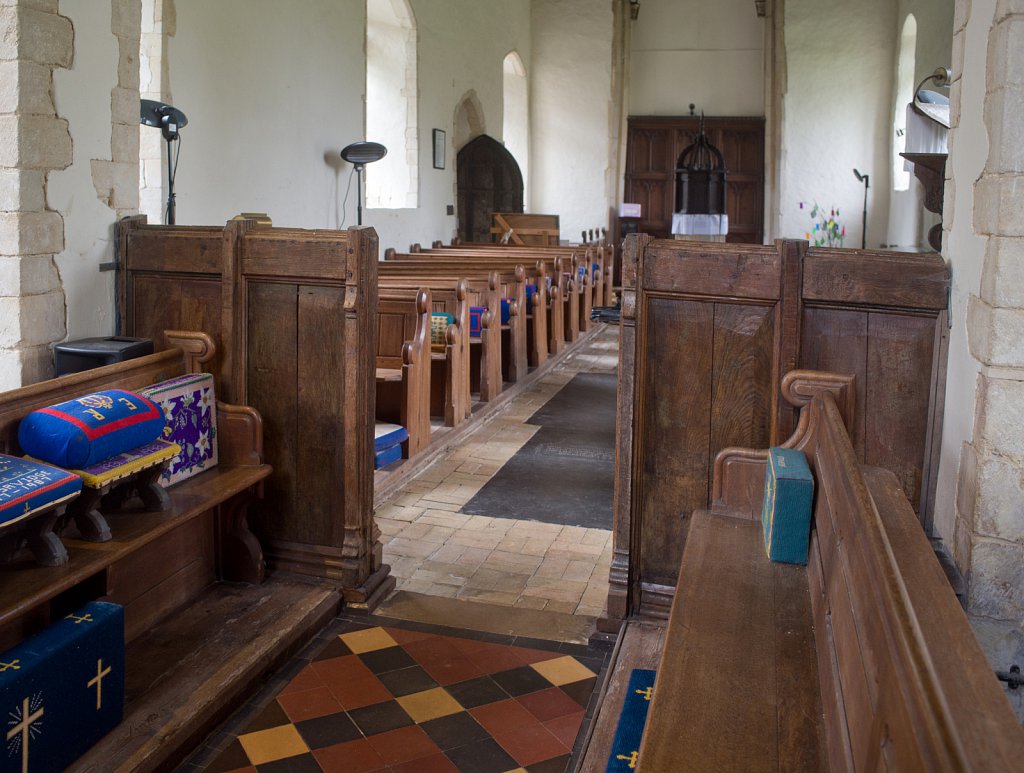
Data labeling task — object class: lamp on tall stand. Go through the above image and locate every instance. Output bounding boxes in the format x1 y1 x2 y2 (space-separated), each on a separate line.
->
340 141 388 226
853 168 870 250
140 99 187 225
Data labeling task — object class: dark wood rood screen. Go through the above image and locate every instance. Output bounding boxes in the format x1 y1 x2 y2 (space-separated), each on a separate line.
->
601 236 949 629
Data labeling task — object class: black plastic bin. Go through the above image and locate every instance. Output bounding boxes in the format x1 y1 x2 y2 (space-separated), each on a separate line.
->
53 337 153 377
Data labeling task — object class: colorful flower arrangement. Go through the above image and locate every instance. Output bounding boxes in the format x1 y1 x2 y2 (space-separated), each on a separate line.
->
799 201 845 248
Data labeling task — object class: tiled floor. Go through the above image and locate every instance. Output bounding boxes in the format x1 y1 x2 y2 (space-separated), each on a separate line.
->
191 614 611 773
377 325 619 618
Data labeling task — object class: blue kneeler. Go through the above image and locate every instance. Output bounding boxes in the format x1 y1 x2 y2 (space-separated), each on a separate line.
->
0 601 124 772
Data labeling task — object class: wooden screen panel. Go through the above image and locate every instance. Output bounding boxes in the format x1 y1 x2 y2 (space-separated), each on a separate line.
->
801 307 936 513
125 275 225 382
627 127 671 175
708 302 774 499
865 313 936 510
296 285 347 547
245 281 299 544
800 308 869 459
637 296 713 589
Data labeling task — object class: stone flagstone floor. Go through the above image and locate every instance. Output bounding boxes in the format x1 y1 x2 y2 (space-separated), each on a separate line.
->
376 325 619 618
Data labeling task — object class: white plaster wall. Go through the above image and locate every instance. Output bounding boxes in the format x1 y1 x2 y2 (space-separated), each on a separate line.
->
886 0 955 250
167 0 531 253
168 0 365 232
50 0 120 341
932 0 992 556
628 0 764 117
372 0 531 252
530 0 615 240
778 0 896 249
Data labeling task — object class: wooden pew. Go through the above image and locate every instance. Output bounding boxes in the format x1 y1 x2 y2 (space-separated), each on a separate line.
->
0 333 339 770
388 250 566 356
412 244 594 336
376 288 432 456
378 265 508 401
378 278 470 427
427 240 613 311
382 256 537 372
602 235 949 633
631 372 1023 771
118 216 391 608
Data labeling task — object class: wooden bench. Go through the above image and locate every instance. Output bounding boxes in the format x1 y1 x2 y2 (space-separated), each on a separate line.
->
411 245 591 339
378 278 470 427
0 332 340 770
602 235 950 634
387 249 567 356
631 371 1023 771
379 266 506 402
118 216 389 608
376 289 432 456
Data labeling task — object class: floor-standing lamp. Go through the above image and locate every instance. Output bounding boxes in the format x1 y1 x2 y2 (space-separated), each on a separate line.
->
140 99 187 225
340 141 388 225
853 168 870 250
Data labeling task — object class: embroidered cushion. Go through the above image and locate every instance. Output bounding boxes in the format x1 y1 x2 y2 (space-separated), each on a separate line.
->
18 390 165 469
525 284 537 306
499 298 512 325
141 374 218 487
71 439 181 489
431 313 455 345
374 444 403 469
469 307 485 337
0 455 81 527
374 422 409 453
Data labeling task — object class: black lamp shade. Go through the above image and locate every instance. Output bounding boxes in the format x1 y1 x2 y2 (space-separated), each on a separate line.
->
341 141 387 165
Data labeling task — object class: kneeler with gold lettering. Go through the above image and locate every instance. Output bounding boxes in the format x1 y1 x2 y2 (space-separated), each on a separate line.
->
0 601 123 772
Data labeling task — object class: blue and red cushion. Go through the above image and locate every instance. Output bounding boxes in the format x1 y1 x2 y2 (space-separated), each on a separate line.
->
374 444 403 469
469 307 485 337
0 454 81 527
525 284 537 306
18 389 165 469
374 422 409 453
500 298 512 325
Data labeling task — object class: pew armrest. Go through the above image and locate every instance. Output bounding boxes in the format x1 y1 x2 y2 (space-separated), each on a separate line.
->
215 401 264 467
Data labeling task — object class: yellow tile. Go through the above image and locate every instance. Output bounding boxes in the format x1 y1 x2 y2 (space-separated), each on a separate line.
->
238 724 309 765
396 687 464 723
339 627 398 654
531 655 596 686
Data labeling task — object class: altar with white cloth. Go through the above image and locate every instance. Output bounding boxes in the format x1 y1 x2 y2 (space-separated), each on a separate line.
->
671 212 729 242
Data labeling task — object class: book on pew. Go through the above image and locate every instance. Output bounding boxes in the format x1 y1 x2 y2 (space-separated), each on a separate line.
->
761 447 813 564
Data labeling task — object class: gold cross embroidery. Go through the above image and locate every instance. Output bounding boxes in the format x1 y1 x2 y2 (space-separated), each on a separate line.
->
7 695 44 773
635 686 654 701
616 750 639 769
0 660 20 672
88 659 112 710
65 613 93 625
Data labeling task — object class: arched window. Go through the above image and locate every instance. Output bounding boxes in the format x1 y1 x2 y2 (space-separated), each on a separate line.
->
502 52 529 209
892 14 917 192
366 0 417 208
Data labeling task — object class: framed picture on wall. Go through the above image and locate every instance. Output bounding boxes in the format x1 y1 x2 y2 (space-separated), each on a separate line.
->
433 129 445 170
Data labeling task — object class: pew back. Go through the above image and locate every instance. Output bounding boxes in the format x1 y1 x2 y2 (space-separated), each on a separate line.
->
606 235 949 626
119 217 390 607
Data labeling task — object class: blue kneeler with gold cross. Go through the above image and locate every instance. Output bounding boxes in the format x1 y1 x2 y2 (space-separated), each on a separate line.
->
0 601 124 772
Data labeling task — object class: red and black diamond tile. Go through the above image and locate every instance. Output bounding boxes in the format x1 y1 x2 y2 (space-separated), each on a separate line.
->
195 615 608 773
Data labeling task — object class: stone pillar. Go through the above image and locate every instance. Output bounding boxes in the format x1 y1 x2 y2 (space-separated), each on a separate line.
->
138 0 173 223
960 0 1024 716
0 0 73 389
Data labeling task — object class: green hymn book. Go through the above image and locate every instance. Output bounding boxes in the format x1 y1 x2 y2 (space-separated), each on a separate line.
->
761 447 814 564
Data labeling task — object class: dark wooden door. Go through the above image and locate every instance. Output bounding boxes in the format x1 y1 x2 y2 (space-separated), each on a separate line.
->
457 135 524 244
624 116 765 243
